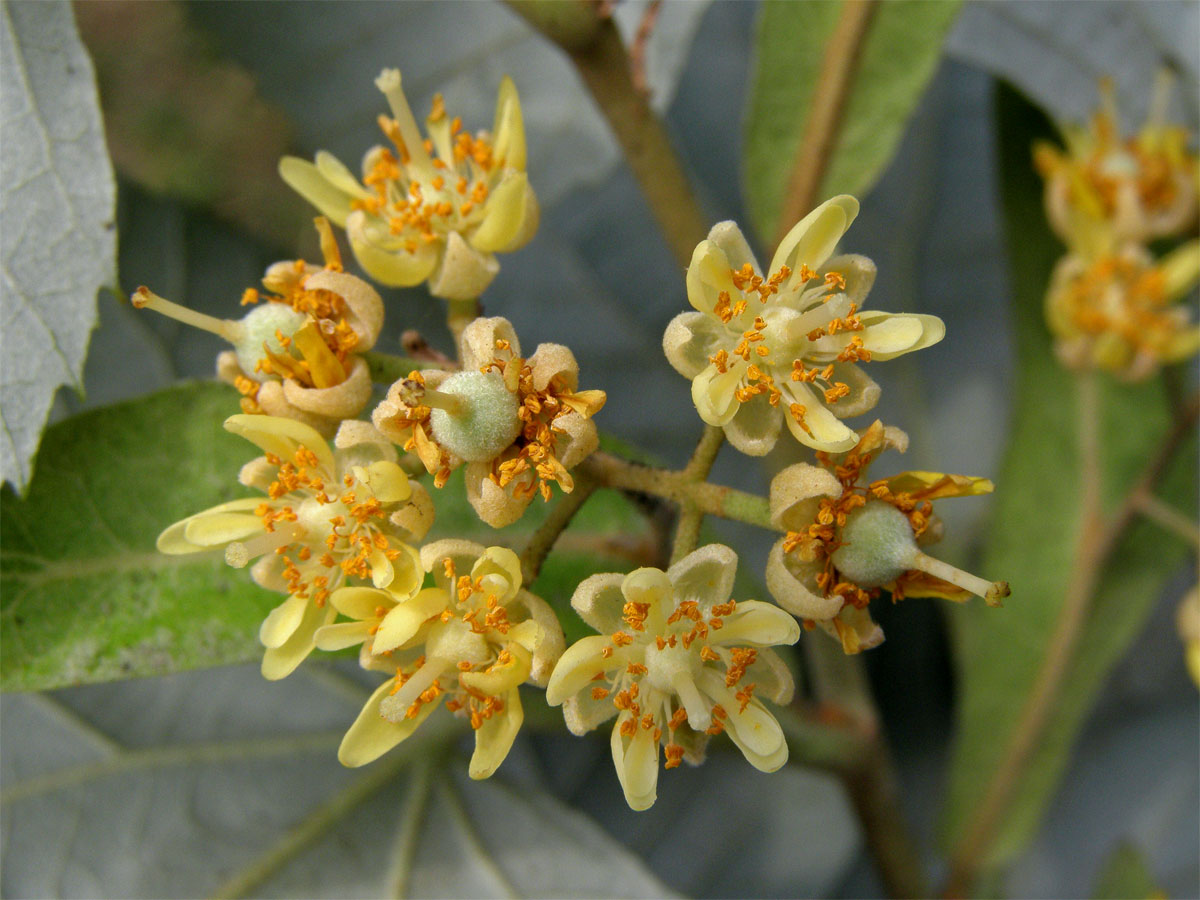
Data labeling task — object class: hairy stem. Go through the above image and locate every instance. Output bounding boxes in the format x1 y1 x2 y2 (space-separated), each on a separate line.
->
671 425 727 563
364 350 437 384
580 448 771 531
508 0 708 267
774 0 878 247
518 474 599 585
944 383 1199 896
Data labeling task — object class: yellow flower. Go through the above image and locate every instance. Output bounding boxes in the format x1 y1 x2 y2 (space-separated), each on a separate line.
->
663 197 944 454
766 421 1008 654
133 219 383 436
1035 74 1199 252
372 316 605 528
545 545 800 811
1045 242 1200 380
337 540 564 778
157 415 431 679
280 69 538 301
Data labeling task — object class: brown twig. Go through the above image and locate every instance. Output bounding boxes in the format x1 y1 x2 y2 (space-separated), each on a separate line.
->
774 0 878 248
630 0 662 98
507 0 707 267
518 475 599 585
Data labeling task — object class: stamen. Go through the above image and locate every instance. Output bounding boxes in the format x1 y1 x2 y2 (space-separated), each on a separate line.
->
671 670 711 732
132 287 242 342
375 69 433 173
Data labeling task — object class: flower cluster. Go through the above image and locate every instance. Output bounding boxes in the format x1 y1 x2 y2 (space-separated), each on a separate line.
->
147 62 1012 813
281 70 537 301
1036 77 1200 379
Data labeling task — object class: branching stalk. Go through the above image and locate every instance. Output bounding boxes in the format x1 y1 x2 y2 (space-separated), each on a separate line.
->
944 384 1200 896
774 0 879 247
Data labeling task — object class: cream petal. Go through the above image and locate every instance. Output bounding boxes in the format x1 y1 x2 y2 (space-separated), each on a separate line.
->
824 362 880 419
545 634 620 705
508 589 564 686
350 460 410 504
550 411 598 469
741 648 796 705
278 156 355 227
723 392 781 457
691 363 743 426
458 316 521 372
528 342 579 393
622 566 674 614
685 239 736 315
373 588 449 654
261 599 334 681
470 171 537 253
569 573 629 634
765 538 843 620
390 483 435 543
237 457 276 492
768 463 842 531
460 642 532 696
822 605 885 654
282 358 373 420
330 585 394 620
315 150 372 200
302 270 384 350
471 547 524 602
224 414 335 474
385 543 425 601
771 195 859 280
663 311 729 380
706 220 761 273
697 669 787 769
428 231 499 301
420 539 487 586
611 716 659 811
713 600 801 647
468 688 524 780
346 210 439 287
818 253 877 305
491 75 526 171
857 312 945 360
338 679 442 768
780 382 857 451
259 593 310 649
313 620 373 652
156 499 262 554
666 544 737 609
562 687 619 735
465 463 532 529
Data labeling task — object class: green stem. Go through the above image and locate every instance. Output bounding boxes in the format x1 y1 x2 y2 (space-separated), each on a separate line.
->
364 350 437 384
508 0 708 267
579 449 771 531
446 297 482 360
518 474 598 585
670 425 727 563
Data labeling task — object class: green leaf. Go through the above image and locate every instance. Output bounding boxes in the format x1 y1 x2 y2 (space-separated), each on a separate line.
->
1 382 276 691
743 0 962 243
1 0 117 491
1091 841 1161 900
940 83 1198 872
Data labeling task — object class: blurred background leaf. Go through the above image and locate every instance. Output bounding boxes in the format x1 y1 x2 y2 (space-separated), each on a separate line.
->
1 0 116 491
1092 841 1162 900
940 82 1198 873
743 0 962 243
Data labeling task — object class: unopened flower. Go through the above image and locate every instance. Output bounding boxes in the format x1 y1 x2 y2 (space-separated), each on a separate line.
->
1035 74 1199 250
134 219 383 436
766 421 1008 654
545 545 800 811
158 415 432 679
280 69 538 301
663 197 944 454
1045 242 1200 380
372 316 605 527
337 540 564 778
